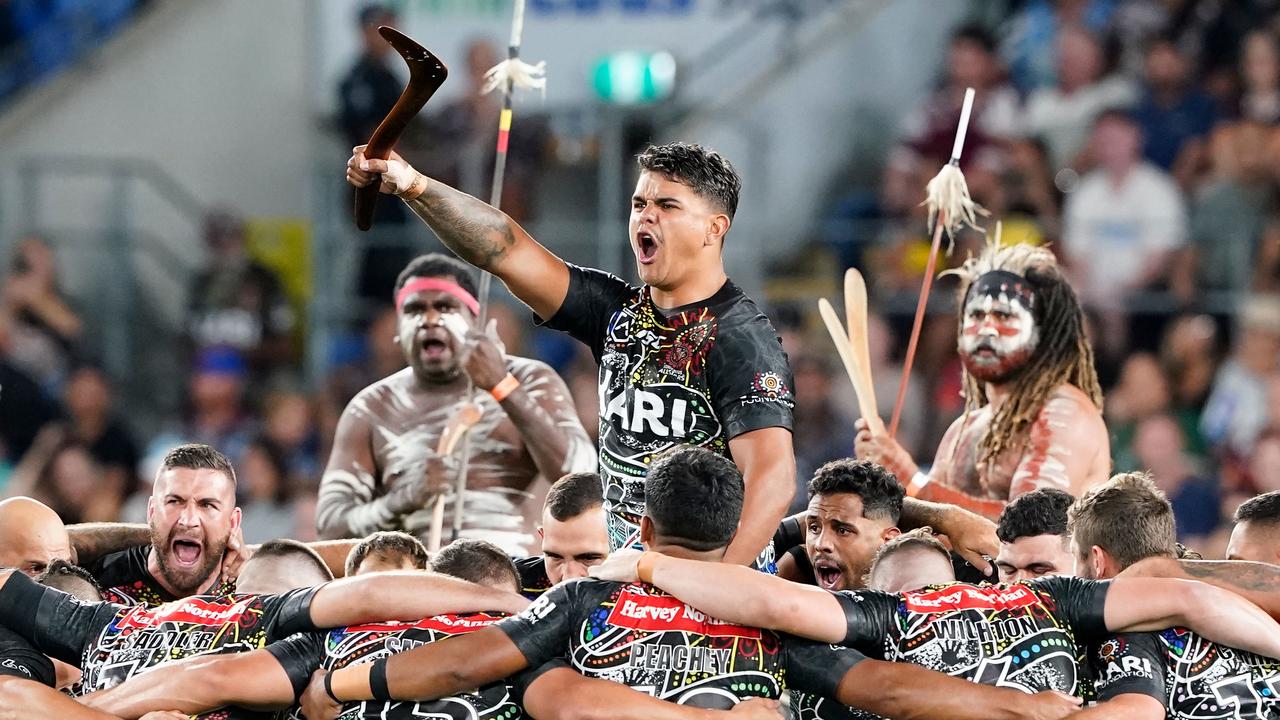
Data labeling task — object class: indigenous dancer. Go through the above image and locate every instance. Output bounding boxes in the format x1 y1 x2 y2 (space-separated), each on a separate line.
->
346 142 797 568
856 242 1109 519
315 254 594 555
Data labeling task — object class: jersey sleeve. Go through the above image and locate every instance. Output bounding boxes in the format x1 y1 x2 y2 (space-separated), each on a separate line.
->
0 571 118 665
706 318 795 439
507 657 571 706
0 625 56 687
536 264 633 361
1092 633 1167 705
773 515 805 554
832 591 900 651
782 634 868 699
262 586 323 642
1032 576 1111 645
494 580 583 669
263 631 326 700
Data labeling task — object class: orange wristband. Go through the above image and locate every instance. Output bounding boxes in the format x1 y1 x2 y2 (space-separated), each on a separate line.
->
399 172 429 201
490 373 520 402
636 551 659 585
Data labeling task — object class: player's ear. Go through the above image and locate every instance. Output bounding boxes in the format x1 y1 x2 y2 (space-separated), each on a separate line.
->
1088 545 1108 579
881 526 901 543
230 506 242 532
639 516 655 548
705 213 730 247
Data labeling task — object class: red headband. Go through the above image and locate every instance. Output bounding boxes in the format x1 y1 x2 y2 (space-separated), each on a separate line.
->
396 278 480 316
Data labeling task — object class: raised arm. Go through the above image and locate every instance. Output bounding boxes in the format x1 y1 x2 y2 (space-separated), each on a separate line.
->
347 148 570 320
724 428 796 566
1104 577 1280 658
81 648 297 717
590 551 848 643
315 400 403 539
308 571 528 628
898 497 997 574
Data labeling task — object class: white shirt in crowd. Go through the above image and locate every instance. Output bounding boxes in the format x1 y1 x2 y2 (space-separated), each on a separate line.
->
1025 75 1137 170
1063 161 1188 307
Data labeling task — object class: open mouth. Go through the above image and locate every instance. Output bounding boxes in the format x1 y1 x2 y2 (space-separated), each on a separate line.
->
637 231 658 264
172 539 203 566
420 336 450 360
814 561 844 590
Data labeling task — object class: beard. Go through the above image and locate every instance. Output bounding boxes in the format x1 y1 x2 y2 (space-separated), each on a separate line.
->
960 342 1035 385
151 525 227 595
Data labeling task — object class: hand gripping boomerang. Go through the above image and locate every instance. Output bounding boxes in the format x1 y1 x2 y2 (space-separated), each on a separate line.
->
354 27 448 231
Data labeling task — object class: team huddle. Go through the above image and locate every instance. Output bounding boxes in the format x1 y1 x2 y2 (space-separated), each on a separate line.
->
1 141 1279 720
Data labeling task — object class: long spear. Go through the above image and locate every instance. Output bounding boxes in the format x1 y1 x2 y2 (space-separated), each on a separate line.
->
448 0 547 544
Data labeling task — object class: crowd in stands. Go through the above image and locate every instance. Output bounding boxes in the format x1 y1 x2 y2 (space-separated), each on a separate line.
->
2 0 1279 556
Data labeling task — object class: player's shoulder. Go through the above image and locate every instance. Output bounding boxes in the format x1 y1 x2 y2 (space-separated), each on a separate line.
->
1041 384 1105 423
345 369 416 414
506 356 561 384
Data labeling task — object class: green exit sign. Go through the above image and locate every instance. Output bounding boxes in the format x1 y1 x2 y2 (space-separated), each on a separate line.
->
592 51 676 105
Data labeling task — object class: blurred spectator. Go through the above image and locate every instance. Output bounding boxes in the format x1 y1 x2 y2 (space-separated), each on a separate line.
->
238 438 297 544
567 364 600 445
1063 109 1187 314
1107 353 1171 470
1201 295 1280 459
1187 123 1277 294
1133 36 1216 187
171 347 255 465
426 38 548 224
5 427 112 524
186 211 296 380
63 364 140 509
1001 0 1115 93
1000 139 1062 237
884 25 1022 205
1249 431 1280 495
337 3 415 301
366 305 405 380
1238 30 1280 124
866 312 926 459
789 355 854 512
1024 25 1137 171
1159 313 1220 413
260 390 320 486
1133 413 1220 543
0 357 60 471
0 235 82 392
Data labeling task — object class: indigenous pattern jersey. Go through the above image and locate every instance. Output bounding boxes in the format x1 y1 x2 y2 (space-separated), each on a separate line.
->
88 544 235 606
0 572 315 718
0 624 54 687
542 265 794 556
1093 630 1280 719
513 555 552 600
268 612 525 720
837 577 1111 696
497 578 863 708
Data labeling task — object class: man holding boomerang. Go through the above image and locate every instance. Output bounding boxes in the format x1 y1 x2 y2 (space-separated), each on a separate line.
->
347 142 999 570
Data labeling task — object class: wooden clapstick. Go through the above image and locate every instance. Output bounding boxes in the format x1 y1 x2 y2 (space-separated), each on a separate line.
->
843 268 882 429
427 402 483 552
818 298 885 435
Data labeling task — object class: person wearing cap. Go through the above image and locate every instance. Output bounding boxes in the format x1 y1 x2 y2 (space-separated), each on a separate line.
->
315 254 594 555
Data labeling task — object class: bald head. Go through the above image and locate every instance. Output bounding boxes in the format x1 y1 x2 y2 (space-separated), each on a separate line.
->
0 497 73 576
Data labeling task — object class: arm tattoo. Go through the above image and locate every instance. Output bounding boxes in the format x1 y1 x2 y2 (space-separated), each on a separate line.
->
408 181 516 271
1180 560 1280 593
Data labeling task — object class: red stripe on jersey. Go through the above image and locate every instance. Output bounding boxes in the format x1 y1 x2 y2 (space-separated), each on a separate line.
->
905 584 1039 614
606 588 761 638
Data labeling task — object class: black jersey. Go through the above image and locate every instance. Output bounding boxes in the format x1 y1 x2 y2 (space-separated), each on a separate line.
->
541 265 794 559
267 612 525 720
0 624 55 687
0 570 316 716
513 555 552 600
1093 630 1280 719
837 577 1111 696
496 578 864 709
87 544 235 606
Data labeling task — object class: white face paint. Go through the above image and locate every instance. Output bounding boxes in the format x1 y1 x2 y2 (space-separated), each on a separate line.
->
959 288 1039 383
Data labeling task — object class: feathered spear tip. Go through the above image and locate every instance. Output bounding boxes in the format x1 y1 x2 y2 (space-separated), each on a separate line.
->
482 58 547 96
920 87 989 250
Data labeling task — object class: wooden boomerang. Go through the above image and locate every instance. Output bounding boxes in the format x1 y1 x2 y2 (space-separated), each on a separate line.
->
819 297 885 435
428 402 483 551
355 27 448 231
843 268 882 429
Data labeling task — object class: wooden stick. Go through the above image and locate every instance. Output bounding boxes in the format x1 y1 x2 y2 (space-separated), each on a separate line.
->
889 216 944 439
819 298 885 435
428 402 483 551
844 268 879 420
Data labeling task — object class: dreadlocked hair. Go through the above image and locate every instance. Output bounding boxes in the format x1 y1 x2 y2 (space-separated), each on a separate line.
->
946 241 1103 471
